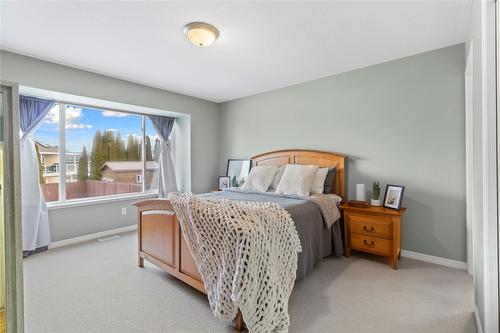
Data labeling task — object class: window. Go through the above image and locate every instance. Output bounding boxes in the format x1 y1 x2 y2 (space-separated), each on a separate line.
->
145 117 160 191
32 103 159 204
33 104 60 202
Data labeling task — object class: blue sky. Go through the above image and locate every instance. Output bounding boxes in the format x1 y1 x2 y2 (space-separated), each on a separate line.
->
33 104 158 153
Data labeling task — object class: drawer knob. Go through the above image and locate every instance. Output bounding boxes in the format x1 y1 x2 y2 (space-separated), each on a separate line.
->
363 239 375 246
363 226 376 232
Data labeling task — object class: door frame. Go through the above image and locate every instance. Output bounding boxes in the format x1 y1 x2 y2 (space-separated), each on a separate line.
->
465 41 474 276
496 0 500 331
483 1 498 332
0 82 24 333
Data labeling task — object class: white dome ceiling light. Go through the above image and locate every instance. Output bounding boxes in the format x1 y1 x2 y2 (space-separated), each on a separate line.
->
183 22 219 47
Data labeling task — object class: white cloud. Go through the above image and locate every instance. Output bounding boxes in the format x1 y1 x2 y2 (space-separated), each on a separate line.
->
102 110 128 118
65 106 82 122
44 104 59 124
44 105 92 130
66 124 93 129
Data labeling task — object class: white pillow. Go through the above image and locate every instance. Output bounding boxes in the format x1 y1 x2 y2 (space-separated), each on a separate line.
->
241 166 278 192
311 167 329 194
275 164 319 197
270 165 285 190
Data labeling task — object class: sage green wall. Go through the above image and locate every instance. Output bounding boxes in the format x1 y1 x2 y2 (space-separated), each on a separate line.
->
47 200 138 242
220 44 466 262
0 50 220 241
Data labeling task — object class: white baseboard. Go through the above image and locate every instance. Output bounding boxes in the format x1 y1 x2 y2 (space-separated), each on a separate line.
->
474 306 483 333
400 250 467 271
50 227 468 271
49 225 137 249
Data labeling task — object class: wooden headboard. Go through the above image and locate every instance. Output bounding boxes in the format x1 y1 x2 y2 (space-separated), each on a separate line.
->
251 149 347 200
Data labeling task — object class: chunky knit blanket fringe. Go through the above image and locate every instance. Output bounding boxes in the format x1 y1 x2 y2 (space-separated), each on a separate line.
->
168 192 302 333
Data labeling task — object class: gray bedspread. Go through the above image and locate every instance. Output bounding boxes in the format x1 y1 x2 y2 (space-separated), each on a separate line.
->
200 189 343 281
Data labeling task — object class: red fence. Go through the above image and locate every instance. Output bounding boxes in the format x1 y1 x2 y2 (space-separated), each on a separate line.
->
41 180 142 202
41 183 59 202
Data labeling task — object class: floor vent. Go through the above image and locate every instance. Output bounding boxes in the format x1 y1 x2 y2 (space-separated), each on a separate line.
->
97 235 121 242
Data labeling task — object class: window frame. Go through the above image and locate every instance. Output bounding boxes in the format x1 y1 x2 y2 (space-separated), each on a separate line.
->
41 102 159 208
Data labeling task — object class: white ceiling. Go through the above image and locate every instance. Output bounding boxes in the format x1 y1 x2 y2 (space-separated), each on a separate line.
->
0 1 471 103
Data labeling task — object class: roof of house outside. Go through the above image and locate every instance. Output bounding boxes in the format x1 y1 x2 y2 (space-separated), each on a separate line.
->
35 141 81 155
100 161 158 172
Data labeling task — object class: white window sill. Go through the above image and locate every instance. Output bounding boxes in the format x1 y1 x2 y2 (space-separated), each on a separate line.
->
47 192 159 210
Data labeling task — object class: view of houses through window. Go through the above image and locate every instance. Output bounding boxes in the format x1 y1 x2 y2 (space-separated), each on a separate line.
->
32 103 159 203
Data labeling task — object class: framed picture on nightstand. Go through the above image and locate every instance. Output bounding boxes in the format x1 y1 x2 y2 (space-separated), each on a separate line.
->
383 185 405 210
226 159 251 187
218 176 230 190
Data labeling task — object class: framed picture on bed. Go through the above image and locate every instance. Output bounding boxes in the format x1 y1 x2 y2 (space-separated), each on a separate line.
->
383 184 405 210
226 159 251 187
218 176 230 190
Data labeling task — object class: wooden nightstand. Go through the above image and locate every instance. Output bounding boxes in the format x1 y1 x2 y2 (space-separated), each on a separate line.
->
340 204 407 269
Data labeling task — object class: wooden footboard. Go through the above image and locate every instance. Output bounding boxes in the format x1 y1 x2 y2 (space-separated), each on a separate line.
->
133 199 245 331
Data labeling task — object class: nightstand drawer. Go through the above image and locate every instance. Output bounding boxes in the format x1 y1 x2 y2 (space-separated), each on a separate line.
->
350 234 391 256
348 214 392 239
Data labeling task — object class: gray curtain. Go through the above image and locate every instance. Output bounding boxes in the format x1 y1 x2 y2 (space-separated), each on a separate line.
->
19 96 55 257
149 115 178 197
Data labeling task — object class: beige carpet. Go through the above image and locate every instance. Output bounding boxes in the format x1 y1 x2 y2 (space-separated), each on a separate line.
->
23 231 475 333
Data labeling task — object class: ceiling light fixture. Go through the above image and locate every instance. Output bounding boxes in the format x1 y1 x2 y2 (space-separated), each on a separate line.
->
183 22 219 47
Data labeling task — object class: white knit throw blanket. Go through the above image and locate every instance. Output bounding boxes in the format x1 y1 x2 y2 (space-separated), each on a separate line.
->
168 192 302 333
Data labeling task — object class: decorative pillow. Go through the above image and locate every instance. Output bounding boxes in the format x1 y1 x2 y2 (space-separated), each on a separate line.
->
270 165 285 190
323 167 337 193
311 168 329 194
275 164 319 197
240 165 278 192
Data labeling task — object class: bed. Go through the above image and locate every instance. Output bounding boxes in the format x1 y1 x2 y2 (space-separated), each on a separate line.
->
133 149 347 331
